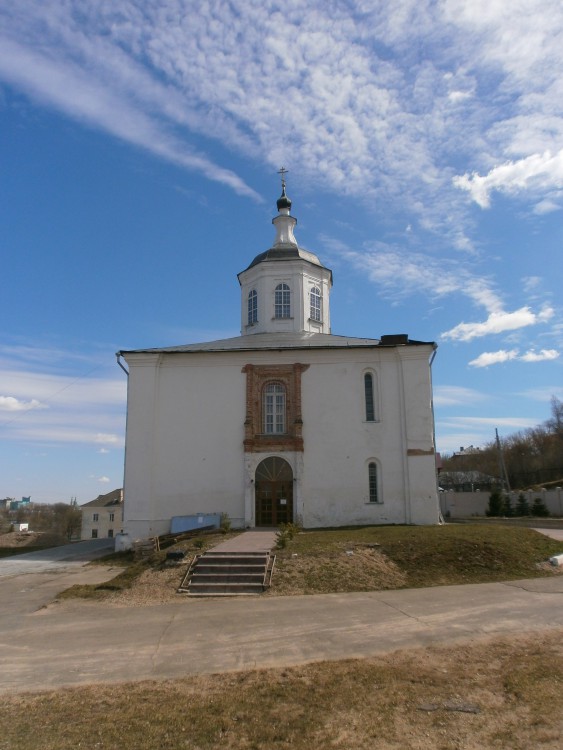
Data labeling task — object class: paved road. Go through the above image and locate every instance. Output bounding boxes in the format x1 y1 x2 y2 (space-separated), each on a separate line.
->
0 538 115 578
1 531 562 696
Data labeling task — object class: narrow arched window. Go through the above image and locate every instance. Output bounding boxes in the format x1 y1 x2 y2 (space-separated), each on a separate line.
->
310 286 321 321
248 289 258 325
368 462 378 503
364 373 375 421
263 382 286 434
274 283 291 319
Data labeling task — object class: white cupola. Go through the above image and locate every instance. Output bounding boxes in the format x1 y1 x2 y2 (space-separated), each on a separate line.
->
237 175 333 336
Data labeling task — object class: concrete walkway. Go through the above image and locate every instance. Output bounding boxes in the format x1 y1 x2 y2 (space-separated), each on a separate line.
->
211 530 277 553
1 571 562 695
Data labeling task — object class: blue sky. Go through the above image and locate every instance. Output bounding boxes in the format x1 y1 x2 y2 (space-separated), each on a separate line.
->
1 0 562 504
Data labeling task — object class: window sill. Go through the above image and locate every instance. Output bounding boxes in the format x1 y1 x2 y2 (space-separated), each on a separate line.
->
365 501 383 505
271 317 294 321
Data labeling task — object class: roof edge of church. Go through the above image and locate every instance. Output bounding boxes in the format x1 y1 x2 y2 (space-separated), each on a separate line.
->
117 333 436 356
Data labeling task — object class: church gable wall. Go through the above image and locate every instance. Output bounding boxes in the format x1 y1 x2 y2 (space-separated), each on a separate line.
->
122 343 439 536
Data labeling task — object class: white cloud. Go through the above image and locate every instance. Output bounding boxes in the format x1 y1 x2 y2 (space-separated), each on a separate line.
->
94 433 120 445
1 0 559 231
520 348 560 363
447 416 539 429
0 0 560 277
97 476 110 484
469 350 519 368
534 198 562 215
0 31 260 200
0 369 126 407
469 347 560 368
519 386 563 401
454 150 563 208
522 276 542 293
333 242 501 309
0 341 126 448
0 396 47 412
442 306 553 342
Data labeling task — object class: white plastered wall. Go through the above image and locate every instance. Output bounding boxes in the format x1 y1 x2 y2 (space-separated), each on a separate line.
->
239 259 332 335
122 345 440 538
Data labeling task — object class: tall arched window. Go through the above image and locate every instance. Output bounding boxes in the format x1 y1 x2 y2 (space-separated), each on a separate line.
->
364 373 375 421
274 283 291 319
248 289 258 324
310 286 321 321
263 382 286 434
368 462 378 503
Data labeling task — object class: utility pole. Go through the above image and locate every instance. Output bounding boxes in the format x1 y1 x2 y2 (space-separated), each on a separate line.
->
495 428 511 492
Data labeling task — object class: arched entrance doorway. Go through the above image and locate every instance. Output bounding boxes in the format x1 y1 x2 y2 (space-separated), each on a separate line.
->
255 457 293 527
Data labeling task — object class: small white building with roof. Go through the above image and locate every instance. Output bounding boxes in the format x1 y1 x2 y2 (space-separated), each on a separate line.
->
118 178 440 537
80 488 124 540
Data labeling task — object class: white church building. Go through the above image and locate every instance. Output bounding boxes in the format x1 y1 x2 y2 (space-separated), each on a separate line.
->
118 179 440 538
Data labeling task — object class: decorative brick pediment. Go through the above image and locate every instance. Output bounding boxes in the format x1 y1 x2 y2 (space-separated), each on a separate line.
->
242 363 309 452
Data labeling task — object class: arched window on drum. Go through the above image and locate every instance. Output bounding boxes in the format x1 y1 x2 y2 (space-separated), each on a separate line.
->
310 286 322 322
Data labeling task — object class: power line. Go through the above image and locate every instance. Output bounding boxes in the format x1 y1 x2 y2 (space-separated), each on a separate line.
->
0 361 107 429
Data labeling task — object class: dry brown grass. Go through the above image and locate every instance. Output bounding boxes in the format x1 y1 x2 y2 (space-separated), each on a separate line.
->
2 630 562 750
56 525 563 606
268 544 408 595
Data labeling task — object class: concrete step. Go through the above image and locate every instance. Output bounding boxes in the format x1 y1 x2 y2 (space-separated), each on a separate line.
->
188 582 266 595
190 572 265 584
202 554 269 565
195 564 266 574
182 549 273 597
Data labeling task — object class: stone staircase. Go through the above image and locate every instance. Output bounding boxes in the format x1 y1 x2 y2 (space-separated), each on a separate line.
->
179 550 275 596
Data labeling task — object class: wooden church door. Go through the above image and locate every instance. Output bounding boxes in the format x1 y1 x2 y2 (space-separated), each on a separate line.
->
255 456 293 527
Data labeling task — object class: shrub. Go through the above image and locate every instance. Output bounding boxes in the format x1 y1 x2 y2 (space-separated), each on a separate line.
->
220 513 232 533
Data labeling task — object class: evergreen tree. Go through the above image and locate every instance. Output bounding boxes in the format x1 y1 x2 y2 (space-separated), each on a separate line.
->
531 497 550 517
515 493 531 517
486 489 504 517
502 494 513 517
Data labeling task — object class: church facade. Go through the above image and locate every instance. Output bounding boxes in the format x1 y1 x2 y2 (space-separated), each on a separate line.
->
118 182 440 538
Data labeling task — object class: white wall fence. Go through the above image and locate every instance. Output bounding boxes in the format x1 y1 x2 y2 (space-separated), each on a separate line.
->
440 487 563 519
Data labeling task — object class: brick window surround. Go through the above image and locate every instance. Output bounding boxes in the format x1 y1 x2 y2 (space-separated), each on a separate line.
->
242 363 309 452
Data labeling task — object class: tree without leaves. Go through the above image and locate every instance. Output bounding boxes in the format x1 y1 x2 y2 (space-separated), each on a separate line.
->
442 396 563 489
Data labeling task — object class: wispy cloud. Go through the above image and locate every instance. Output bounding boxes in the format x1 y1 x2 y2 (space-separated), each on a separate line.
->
442 416 540 430
332 242 498 307
519 386 563 401
433 385 489 407
2 0 562 225
0 340 126 448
